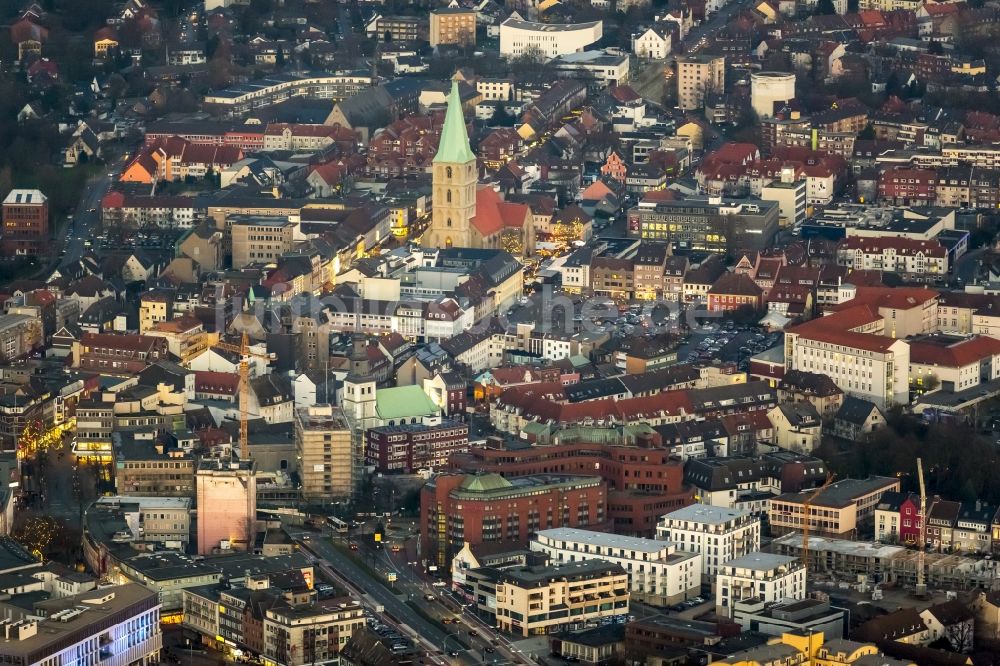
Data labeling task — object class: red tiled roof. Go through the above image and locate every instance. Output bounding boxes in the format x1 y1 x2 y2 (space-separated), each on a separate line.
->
81 332 163 352
194 371 240 394
709 272 763 297
922 2 960 16
10 18 48 43
909 335 1000 368
840 235 947 258
471 187 531 237
581 180 614 200
94 26 118 41
790 326 900 352
609 85 642 104
496 383 694 424
833 285 940 311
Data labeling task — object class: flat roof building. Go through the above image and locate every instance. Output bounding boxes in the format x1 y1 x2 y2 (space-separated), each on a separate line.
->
467 560 629 636
0 584 162 666
531 527 701 606
716 553 806 617
500 17 603 59
627 198 779 251
767 476 901 539
657 505 762 582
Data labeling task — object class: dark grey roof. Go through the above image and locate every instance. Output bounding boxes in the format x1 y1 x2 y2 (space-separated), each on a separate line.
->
776 401 821 427
564 377 624 403
779 369 843 397
835 395 882 425
552 623 625 647
688 381 777 413
618 365 700 395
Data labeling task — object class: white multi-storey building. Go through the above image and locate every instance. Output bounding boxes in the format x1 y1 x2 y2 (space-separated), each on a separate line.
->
784 327 910 409
531 527 702 607
499 16 603 59
656 505 761 582
715 553 806 616
0 584 162 666
837 237 949 276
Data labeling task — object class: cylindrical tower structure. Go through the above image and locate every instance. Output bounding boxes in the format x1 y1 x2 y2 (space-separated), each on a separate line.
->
751 71 796 119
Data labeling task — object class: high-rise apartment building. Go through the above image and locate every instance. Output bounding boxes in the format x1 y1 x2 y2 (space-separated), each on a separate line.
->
2 189 48 256
430 8 476 47
295 404 354 500
676 54 725 111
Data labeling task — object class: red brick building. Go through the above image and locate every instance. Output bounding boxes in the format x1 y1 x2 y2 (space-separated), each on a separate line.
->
366 113 444 177
365 418 469 473
877 166 938 206
448 440 692 536
478 128 523 170
420 472 608 567
75 332 169 375
2 189 48 256
707 272 764 312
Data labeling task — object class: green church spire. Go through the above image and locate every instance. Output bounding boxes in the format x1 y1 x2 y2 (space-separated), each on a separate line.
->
433 81 476 164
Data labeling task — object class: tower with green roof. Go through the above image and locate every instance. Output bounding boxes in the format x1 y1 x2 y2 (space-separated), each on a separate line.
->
425 81 478 249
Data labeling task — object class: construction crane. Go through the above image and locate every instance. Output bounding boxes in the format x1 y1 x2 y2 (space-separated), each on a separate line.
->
801 473 834 573
212 332 274 461
916 457 928 597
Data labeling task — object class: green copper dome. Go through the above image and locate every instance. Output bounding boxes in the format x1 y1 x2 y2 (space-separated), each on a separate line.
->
433 81 476 164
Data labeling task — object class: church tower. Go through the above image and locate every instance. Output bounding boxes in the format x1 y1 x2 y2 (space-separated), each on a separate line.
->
425 81 478 249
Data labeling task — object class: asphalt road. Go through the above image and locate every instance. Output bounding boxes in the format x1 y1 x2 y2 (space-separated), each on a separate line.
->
61 169 117 268
380 546 526 664
301 537 457 659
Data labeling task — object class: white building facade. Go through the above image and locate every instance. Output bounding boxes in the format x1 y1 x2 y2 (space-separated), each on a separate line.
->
715 553 806 616
531 527 702 606
500 16 603 59
656 505 762 582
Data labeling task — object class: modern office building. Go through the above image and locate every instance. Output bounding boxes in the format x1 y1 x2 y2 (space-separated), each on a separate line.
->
627 198 780 251
499 17 603 59
767 476 901 539
0 584 163 666
420 473 608 568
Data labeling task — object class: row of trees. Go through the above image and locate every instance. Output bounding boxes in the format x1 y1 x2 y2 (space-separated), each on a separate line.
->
818 410 1000 504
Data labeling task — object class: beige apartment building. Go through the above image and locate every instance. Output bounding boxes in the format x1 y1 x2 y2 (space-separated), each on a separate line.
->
0 313 42 361
768 476 900 539
263 601 365 666
676 54 725 111
476 561 629 637
295 404 354 500
230 216 297 268
139 292 171 333
430 7 476 47
146 316 214 365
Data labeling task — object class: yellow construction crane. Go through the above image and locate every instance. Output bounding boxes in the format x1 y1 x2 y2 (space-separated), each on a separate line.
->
212 332 273 461
916 457 928 597
802 473 834 573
